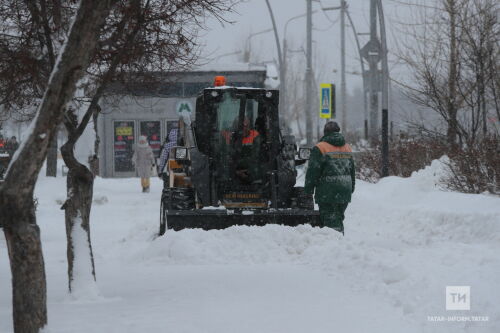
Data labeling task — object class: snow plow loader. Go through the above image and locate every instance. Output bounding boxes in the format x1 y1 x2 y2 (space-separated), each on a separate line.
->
159 79 320 235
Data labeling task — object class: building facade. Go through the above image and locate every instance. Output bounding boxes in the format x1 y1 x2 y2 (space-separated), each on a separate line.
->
98 65 269 177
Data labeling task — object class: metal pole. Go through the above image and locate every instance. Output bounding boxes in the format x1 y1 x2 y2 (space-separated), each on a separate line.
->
217 51 242 62
381 108 388 175
321 4 342 138
345 9 368 140
285 10 318 37
283 10 319 120
340 0 347 134
264 0 284 113
369 0 379 143
282 38 288 115
244 28 273 62
377 0 389 177
305 0 313 145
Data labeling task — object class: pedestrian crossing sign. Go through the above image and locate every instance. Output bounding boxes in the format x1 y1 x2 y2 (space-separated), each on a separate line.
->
319 83 335 119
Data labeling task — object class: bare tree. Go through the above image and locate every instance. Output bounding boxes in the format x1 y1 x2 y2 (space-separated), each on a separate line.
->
0 1 116 331
0 0 75 176
1 0 234 294
396 0 499 147
456 0 499 140
396 0 464 148
60 0 234 293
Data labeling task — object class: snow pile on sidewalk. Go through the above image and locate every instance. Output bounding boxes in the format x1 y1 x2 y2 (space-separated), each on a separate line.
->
352 156 500 243
141 224 343 265
1 159 499 333
408 155 450 190
127 157 500 332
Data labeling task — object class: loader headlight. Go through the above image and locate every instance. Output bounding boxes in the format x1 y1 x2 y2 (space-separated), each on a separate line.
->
298 147 311 160
175 147 188 160
265 91 273 98
211 90 219 97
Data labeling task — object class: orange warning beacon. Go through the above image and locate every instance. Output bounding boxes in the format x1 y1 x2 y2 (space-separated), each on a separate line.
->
213 76 226 87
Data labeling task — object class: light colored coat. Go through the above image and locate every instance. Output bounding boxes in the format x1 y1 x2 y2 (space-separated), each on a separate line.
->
132 143 155 178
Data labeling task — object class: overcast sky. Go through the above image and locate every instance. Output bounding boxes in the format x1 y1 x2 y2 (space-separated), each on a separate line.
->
199 0 419 92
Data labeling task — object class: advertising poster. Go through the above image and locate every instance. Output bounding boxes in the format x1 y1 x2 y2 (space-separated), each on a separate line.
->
114 121 135 172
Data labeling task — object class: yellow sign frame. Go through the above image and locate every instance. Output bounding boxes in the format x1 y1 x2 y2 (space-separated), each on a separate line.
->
319 83 335 119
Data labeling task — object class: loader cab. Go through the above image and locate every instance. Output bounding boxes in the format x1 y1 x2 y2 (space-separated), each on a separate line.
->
194 87 280 207
196 88 279 148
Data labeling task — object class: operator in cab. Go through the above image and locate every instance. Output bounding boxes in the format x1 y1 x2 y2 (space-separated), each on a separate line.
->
235 117 261 184
220 116 262 184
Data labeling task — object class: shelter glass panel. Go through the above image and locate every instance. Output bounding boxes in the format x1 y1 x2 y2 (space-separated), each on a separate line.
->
140 121 161 157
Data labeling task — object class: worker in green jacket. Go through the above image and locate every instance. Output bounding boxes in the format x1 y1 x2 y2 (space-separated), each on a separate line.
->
304 121 355 234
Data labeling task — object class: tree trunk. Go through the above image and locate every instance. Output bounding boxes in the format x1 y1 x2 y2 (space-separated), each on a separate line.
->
91 107 101 177
61 140 96 292
46 131 58 177
480 63 487 136
0 1 116 331
2 191 47 333
447 109 458 149
446 0 459 150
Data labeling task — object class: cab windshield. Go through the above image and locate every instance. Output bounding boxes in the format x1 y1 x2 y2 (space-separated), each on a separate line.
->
213 91 264 184
215 91 259 134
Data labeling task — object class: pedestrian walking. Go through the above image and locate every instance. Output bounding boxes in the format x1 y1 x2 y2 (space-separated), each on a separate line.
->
158 128 178 178
132 135 155 193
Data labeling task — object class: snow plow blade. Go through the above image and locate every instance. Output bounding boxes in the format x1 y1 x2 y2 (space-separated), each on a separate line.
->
165 209 321 231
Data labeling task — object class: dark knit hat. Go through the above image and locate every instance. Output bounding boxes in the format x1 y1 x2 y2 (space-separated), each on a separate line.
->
324 121 341 135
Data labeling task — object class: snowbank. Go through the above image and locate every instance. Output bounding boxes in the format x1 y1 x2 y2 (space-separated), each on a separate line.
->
1 159 499 333
141 224 342 265
358 157 500 244
128 157 500 331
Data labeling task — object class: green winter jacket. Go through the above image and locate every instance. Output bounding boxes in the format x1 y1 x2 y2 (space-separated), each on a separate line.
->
304 132 356 204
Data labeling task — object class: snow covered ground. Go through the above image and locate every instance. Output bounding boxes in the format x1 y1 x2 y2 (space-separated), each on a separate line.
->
1 160 499 332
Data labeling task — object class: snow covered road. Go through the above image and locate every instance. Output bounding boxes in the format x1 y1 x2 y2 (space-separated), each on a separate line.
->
1 161 499 332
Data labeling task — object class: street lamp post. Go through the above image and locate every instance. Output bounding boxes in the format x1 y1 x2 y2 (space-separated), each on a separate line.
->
282 10 318 120
345 9 369 140
368 0 379 143
377 0 390 177
340 0 347 133
305 0 313 144
216 50 243 62
322 2 347 133
244 28 274 62
264 0 284 113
